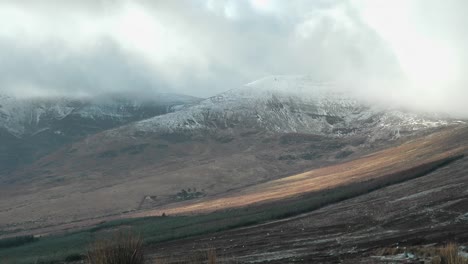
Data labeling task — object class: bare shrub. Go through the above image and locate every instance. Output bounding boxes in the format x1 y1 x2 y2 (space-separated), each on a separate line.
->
207 248 217 264
377 243 468 264
87 231 144 264
433 243 468 264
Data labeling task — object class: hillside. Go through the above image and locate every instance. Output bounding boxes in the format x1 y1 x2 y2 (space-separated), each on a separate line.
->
0 76 464 236
0 93 200 172
115 76 453 138
0 125 466 264
147 134 468 263
132 124 468 217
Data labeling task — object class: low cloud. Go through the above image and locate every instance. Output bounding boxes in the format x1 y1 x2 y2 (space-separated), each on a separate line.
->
0 0 466 117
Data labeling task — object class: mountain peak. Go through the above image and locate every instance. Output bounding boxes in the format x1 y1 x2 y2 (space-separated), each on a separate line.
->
119 76 458 142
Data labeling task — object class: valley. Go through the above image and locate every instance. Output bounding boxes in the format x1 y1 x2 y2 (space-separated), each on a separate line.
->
0 76 467 263
2 2 468 263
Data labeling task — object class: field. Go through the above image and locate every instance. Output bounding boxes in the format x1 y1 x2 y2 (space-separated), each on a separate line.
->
1 126 466 263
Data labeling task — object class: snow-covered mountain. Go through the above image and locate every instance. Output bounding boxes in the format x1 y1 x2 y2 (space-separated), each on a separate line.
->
110 76 460 142
2 76 466 227
0 93 200 172
1 75 463 175
0 93 200 138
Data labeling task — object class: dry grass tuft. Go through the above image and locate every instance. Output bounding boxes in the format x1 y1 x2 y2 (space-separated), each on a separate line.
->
207 248 217 264
432 243 468 264
87 230 144 264
377 243 468 264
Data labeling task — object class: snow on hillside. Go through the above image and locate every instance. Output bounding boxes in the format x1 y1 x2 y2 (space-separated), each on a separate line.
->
116 75 458 141
2 76 460 141
0 95 74 137
0 93 199 138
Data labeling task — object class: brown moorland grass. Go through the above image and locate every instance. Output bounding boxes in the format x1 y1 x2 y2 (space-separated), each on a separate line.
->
433 243 468 264
87 231 144 264
0 127 466 264
133 127 468 217
1 127 466 244
378 243 468 264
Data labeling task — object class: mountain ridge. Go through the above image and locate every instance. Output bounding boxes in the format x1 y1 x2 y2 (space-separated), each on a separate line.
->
104 75 461 142
0 92 201 172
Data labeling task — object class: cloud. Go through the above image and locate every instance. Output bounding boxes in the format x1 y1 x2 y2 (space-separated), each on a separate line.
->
354 0 468 117
0 0 466 117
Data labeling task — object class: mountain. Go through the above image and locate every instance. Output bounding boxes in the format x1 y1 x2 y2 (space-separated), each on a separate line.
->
0 75 464 232
111 75 456 141
145 126 468 263
0 92 201 172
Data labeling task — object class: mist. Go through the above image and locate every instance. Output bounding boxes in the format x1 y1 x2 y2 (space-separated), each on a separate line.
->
0 0 467 117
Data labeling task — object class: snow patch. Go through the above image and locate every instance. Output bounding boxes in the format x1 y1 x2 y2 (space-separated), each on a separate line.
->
115 75 460 141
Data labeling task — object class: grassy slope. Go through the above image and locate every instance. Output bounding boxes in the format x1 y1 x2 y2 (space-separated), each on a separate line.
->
0 130 366 232
1 126 467 263
131 126 468 217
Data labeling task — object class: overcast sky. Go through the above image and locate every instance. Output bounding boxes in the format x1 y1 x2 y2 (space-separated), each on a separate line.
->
0 0 467 116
